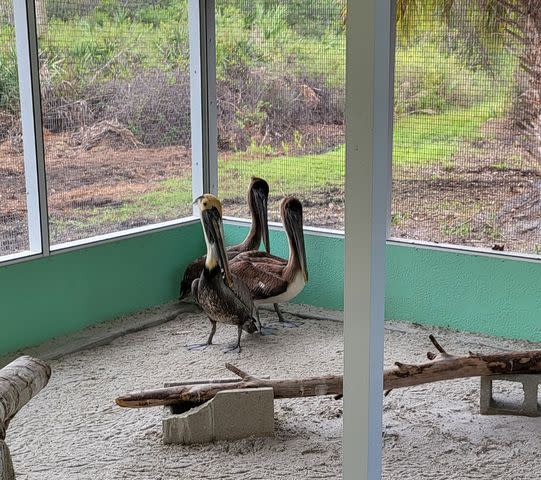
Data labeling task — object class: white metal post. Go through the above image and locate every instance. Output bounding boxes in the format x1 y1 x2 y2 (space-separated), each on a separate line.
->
12 0 49 255
343 0 393 478
189 0 218 214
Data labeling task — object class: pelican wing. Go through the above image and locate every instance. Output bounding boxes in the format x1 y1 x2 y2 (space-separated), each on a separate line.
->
231 251 286 275
180 249 248 298
233 250 285 264
179 256 205 298
231 259 288 300
227 275 254 311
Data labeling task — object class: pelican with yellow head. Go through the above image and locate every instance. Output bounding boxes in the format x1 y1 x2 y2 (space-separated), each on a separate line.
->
188 194 258 353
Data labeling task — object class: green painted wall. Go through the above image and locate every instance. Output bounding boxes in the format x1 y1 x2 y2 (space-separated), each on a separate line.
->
1 221 540 356
226 224 541 342
386 243 541 342
0 223 204 355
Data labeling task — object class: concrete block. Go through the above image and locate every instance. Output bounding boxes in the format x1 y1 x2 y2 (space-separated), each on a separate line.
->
162 380 274 444
211 388 275 441
480 374 541 417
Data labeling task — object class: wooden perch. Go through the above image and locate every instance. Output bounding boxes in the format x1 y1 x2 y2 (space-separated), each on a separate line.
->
116 363 342 408
0 356 51 480
116 336 541 410
383 335 541 390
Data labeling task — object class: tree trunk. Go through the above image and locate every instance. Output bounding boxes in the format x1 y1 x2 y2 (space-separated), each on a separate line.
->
0 356 51 435
115 339 541 409
384 335 541 391
0 356 50 480
116 363 342 408
0 440 15 480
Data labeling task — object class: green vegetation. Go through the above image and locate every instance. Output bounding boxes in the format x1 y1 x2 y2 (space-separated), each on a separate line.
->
0 0 525 241
393 100 504 166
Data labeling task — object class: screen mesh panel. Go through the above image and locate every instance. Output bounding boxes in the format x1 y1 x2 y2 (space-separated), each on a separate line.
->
35 0 192 245
0 2 29 256
390 4 533 254
216 0 346 229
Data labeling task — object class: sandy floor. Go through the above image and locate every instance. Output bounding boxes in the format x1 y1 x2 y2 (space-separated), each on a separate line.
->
5 304 541 479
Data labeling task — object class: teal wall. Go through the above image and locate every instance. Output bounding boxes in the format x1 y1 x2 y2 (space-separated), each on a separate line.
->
1 221 540 356
0 223 204 355
226 224 541 342
386 243 541 342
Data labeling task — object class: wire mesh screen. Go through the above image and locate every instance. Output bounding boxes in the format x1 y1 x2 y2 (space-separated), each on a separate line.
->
35 0 192 245
215 0 346 229
0 2 29 256
391 4 540 255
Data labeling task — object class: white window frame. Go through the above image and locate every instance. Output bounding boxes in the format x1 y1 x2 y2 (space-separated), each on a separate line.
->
10 0 48 263
1 0 208 267
4 0 541 270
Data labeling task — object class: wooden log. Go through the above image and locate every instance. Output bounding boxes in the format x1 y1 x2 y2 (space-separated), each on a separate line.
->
383 335 541 391
116 363 342 408
0 439 15 480
115 337 541 409
0 356 51 438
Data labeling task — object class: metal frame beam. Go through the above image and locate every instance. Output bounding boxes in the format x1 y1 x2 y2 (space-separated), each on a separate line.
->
12 0 49 256
189 0 218 213
343 0 394 478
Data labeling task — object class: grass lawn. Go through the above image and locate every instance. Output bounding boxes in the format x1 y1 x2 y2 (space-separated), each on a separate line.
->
393 99 506 167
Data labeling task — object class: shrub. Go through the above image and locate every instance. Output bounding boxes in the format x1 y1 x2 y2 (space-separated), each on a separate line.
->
105 68 191 147
217 64 344 150
0 42 19 114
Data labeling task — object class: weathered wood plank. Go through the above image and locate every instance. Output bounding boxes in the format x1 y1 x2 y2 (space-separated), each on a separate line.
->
116 337 541 409
0 439 15 480
0 356 51 433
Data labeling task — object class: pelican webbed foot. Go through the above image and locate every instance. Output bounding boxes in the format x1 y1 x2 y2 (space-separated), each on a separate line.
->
186 342 210 351
187 320 216 351
274 303 302 328
255 309 277 336
259 325 278 336
223 325 243 354
223 343 241 354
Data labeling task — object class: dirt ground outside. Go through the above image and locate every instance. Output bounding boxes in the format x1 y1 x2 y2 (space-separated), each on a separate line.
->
2 119 541 256
5 303 541 479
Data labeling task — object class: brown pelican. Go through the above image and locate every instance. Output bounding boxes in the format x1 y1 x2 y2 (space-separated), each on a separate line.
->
179 177 270 299
230 196 308 331
188 194 258 354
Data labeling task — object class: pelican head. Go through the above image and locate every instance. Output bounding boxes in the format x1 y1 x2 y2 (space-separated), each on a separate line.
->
194 194 232 285
248 176 270 253
281 196 308 282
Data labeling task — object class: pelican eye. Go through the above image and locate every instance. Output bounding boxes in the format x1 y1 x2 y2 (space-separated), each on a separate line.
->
203 201 208 207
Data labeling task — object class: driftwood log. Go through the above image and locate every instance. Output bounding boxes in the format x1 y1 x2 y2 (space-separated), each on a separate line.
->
116 363 342 408
116 336 541 409
0 356 51 480
384 335 541 392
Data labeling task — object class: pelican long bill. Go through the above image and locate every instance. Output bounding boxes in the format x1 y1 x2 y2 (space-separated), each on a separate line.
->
201 206 233 287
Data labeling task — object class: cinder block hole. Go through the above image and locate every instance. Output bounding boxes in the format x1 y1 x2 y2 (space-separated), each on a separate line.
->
491 380 524 406
170 402 200 415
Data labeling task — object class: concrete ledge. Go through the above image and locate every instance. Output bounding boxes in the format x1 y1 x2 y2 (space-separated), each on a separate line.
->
162 381 274 444
0 302 198 368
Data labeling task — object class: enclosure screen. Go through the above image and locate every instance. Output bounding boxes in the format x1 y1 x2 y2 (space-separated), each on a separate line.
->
215 0 345 229
0 3 28 256
34 0 192 246
391 4 540 255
